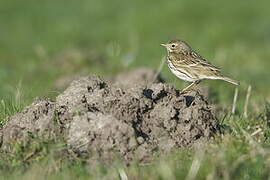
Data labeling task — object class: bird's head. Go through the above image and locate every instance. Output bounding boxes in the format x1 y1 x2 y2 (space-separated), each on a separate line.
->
161 40 191 54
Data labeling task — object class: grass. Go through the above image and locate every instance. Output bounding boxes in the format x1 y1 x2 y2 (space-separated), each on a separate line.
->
0 0 270 179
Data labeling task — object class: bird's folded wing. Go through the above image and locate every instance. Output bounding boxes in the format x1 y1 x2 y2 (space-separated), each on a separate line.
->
190 51 221 71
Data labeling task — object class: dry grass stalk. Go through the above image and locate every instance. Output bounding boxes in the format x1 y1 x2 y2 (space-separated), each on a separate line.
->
152 56 166 84
244 85 252 118
185 147 205 180
232 88 239 114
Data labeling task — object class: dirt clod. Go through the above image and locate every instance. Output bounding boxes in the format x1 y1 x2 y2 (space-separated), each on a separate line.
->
1 99 55 150
0 68 220 162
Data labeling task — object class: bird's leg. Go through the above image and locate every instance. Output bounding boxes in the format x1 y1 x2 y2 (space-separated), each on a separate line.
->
181 82 196 93
181 80 201 94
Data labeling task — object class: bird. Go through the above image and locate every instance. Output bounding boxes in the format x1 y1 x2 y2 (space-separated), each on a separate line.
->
161 39 239 93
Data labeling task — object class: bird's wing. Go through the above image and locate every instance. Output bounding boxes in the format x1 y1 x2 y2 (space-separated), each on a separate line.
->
190 51 221 72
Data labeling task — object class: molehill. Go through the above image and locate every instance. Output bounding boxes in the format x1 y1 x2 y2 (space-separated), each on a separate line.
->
0 68 220 162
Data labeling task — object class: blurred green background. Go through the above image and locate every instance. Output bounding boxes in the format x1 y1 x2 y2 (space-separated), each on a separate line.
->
1 0 270 179
1 0 269 106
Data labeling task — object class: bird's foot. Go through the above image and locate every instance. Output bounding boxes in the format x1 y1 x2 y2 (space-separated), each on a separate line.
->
180 80 201 94
180 89 191 94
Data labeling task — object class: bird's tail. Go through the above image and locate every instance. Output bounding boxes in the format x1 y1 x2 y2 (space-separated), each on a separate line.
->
219 76 240 85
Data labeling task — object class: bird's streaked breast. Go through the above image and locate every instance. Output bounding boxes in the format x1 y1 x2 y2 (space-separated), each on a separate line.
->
167 59 196 82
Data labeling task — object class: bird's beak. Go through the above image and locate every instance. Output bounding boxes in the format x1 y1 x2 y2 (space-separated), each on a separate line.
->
160 43 167 47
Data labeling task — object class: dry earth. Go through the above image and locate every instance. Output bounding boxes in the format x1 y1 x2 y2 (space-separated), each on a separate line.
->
0 68 220 162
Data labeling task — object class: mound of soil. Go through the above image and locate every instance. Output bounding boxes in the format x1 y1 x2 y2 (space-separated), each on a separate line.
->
0 68 220 162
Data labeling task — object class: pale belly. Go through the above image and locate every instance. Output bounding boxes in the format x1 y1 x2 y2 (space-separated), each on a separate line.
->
167 61 195 82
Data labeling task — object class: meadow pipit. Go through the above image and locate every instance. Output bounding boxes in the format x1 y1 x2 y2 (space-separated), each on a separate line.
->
161 40 239 93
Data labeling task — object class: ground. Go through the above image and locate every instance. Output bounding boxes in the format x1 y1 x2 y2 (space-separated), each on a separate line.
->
0 0 270 179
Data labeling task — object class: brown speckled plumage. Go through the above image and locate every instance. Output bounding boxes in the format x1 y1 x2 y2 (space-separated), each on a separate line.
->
161 40 239 93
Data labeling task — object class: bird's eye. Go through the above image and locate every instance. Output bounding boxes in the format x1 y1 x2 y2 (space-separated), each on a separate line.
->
171 44 175 48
